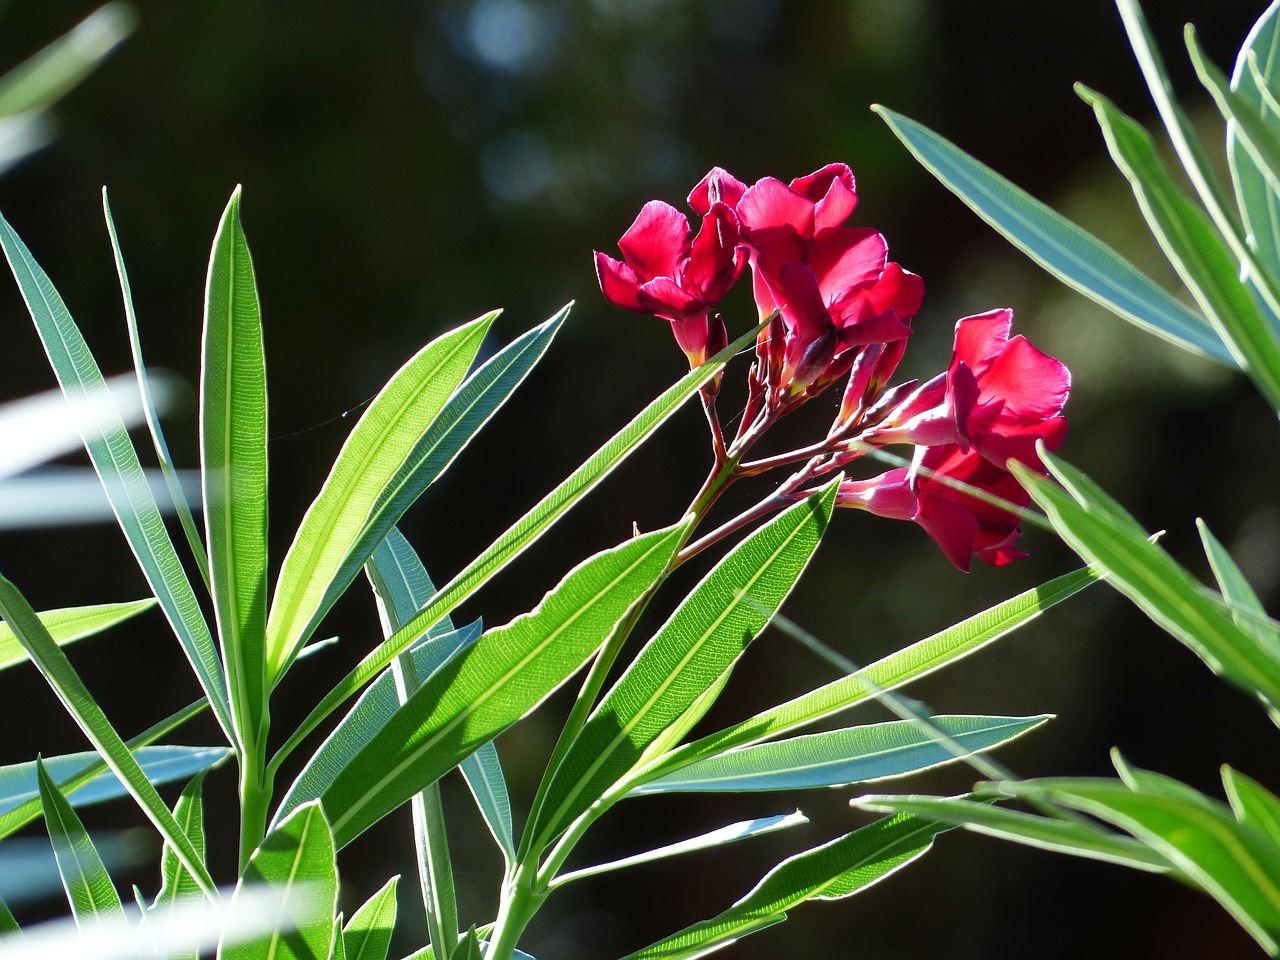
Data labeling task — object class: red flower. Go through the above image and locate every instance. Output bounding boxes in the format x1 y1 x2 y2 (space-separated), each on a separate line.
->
836 445 1031 571
865 309 1069 468
594 184 746 366
733 164 923 398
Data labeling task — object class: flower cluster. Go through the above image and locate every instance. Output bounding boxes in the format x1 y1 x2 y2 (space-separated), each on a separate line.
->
595 163 1070 570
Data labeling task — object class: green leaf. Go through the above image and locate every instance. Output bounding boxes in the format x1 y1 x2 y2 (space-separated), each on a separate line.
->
0 891 18 935
1188 26 1280 218
1015 454 1280 713
551 812 808 889
449 929 482 960
343 877 398 960
202 186 270 756
619 814 948 960
0 211 233 741
1196 519 1279 644
632 715 1048 795
153 772 208 909
321 522 686 849
1223 767 1280 847
365 528 514 862
150 772 208 960
1228 0 1280 270
104 188 210 590
272 620 483 826
37 758 124 930
872 105 1232 365
0 573 216 899
642 565 1097 784
0 598 155 672
993 772 1280 953
331 917 347 960
266 312 495 684
0 3 135 116
267 322 760 782
854 793 1172 873
1079 84 1280 412
527 486 836 849
0 745 229 817
0 699 208 841
219 802 339 960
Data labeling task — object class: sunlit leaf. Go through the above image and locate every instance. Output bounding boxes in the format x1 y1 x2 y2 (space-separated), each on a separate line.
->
0 598 154 673
36 759 124 930
321 522 686 848
527 484 836 850
219 802 338 960
343 876 398 960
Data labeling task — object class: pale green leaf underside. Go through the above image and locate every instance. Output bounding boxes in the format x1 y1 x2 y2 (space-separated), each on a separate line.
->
641 565 1097 783
0 745 229 816
632 715 1048 795
873 105 1232 365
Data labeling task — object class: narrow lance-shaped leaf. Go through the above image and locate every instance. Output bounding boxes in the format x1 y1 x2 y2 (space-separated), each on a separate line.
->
0 211 233 740
632 715 1049 795
0 891 17 935
0 598 155 673
1014 453 1280 713
272 620 483 826
0 699 208 842
871 105 1232 365
266 312 495 684
365 517 513 863
1196 519 1280 646
267 323 762 778
150 772 208 960
618 814 949 960
0 745 230 817
324 309 569 686
1223 766 1280 848
219 802 338 960
321 522 687 849
852 793 1173 873
104 188 210 589
203 185 270 758
638 564 1097 784
550 812 808 889
36 759 124 931
526 484 837 851
985 771 1280 954
1079 84 1280 412
1228 0 1280 270
0 572 217 899
343 876 399 960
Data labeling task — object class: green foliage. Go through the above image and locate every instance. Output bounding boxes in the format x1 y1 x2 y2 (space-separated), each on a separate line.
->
0 598 154 672
871 0 1280 952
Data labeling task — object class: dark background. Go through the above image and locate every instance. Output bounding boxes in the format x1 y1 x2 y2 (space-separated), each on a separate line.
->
2 1 1279 957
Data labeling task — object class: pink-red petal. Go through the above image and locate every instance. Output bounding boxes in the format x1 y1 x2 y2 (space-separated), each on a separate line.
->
807 228 888 303
737 178 816 246
595 252 645 312
618 200 691 280
790 163 857 230
952 309 1014 372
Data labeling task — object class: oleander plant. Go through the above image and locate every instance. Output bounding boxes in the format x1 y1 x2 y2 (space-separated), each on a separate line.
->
0 131 1091 960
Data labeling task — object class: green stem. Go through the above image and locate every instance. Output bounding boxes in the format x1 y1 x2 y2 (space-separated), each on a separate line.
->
237 736 273 871
485 860 546 960
394 646 460 954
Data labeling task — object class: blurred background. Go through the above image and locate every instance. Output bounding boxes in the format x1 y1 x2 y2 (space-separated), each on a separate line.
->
1 0 1278 957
